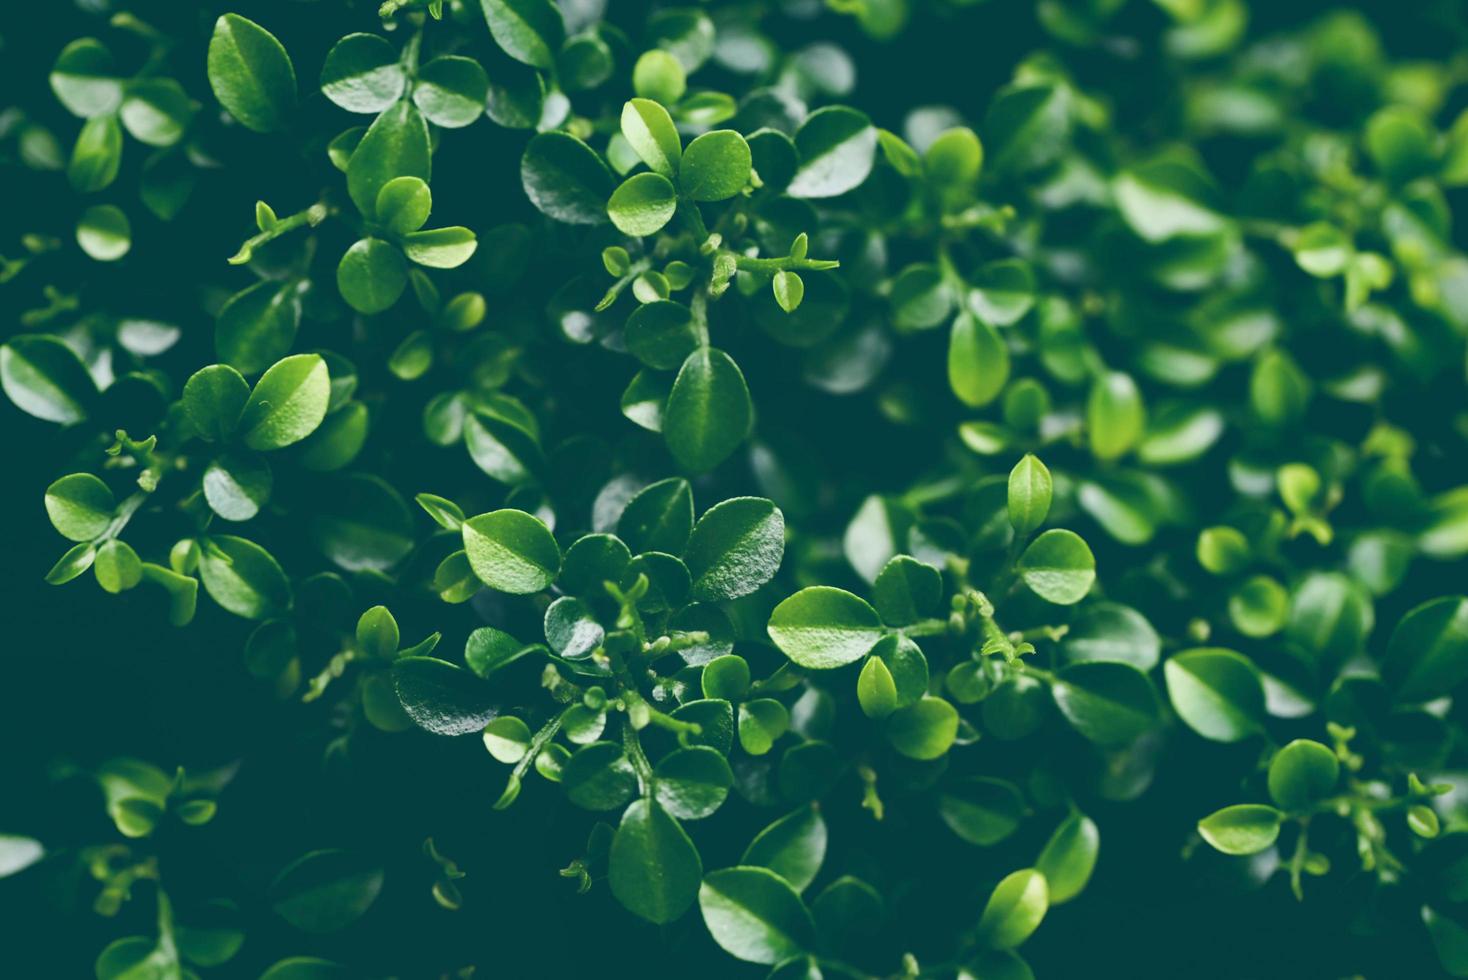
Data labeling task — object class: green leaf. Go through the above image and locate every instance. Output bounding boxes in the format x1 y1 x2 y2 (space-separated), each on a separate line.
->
788 106 878 199
119 78 194 148
310 474 415 572
47 543 97 586
1051 661 1160 746
376 176 432 235
1087 372 1146 462
259 958 352 980
270 849 383 933
773 271 804 314
683 496 784 602
679 130 752 201
1060 602 1160 671
768 586 884 669
336 238 407 314
1381 596 1468 704
208 14 297 133
938 777 1025 846
700 867 816 964
198 535 292 620
320 33 405 114
925 126 984 186
1008 454 1052 537
203 452 273 521
402 227 478 269
619 478 694 554
0 835 44 879
1364 106 1438 185
872 556 941 627
391 656 498 735
544 596 604 659
1292 221 1352 278
1036 812 1099 904
738 698 790 755
94 539 142 594
1164 647 1266 743
67 114 122 191
886 696 959 760
632 50 686 105
969 259 1035 327
76 204 131 261
872 634 930 708
45 473 115 542
621 98 682 178
975 868 1048 950
654 746 733 820
702 654 751 701
413 56 489 129
1017 530 1095 605
50 38 122 117
1267 739 1339 812
461 509 560 594
0 335 96 424
608 172 679 237
183 364 250 442
949 311 1009 408
347 101 432 218
521 131 613 225
481 0 565 69
609 799 702 924
664 348 754 472
858 655 899 718
984 84 1070 177
562 742 637 811
240 354 331 450
215 280 302 374
742 806 826 892
464 626 534 677
1196 804 1282 856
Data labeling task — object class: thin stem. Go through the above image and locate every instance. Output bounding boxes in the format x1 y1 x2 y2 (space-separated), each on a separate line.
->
733 254 840 273
229 203 330 265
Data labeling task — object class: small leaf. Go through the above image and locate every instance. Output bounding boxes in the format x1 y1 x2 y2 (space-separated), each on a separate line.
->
391 656 498 736
270 849 383 933
319 33 405 114
1267 739 1340 812
699 867 816 964
975 869 1048 950
680 130 752 201
768 586 884 669
773 271 804 313
240 354 331 450
1008 454 1052 537
1051 661 1160 746
45 473 115 542
1197 804 1282 856
208 14 297 133
664 348 755 472
742 806 826 892
683 496 784 602
1164 648 1266 743
0 335 96 424
1036 813 1099 904
788 106 877 199
1017 530 1095 605
461 509 560 594
621 98 682 177
608 172 678 237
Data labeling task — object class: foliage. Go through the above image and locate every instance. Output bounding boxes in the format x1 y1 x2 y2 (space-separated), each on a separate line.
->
4 0 1468 977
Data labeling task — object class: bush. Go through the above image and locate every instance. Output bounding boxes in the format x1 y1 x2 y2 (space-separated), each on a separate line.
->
4 0 1468 977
